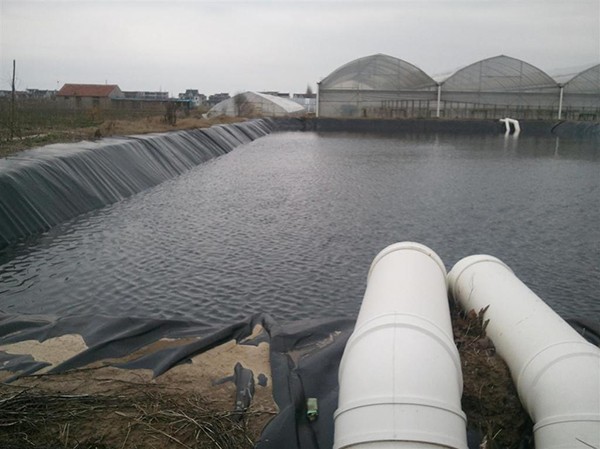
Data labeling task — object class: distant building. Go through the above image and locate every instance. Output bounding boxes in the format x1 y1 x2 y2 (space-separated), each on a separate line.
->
178 89 207 107
293 93 317 99
261 91 291 98
291 92 317 113
26 89 57 99
208 93 230 106
123 91 169 101
0 90 30 99
57 83 124 108
0 89 57 101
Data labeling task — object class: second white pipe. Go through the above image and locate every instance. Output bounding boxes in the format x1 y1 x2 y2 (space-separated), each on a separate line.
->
448 255 600 449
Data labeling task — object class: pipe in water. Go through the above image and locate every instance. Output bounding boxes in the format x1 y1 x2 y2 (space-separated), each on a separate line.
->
448 255 600 449
558 85 564 120
316 81 320 118
334 242 467 449
436 84 442 118
499 117 520 136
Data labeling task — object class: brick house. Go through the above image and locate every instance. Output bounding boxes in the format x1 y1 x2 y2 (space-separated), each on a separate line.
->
57 84 124 109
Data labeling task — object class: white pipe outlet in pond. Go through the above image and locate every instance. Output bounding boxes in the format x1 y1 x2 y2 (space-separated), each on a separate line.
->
448 255 600 449
499 117 521 136
334 242 468 449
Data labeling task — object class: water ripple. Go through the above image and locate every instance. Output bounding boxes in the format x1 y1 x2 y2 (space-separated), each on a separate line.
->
0 132 598 323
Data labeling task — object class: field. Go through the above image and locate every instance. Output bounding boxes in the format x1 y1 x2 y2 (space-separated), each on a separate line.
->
0 100 244 158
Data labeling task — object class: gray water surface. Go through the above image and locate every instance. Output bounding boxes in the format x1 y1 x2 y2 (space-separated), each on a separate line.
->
1 132 598 323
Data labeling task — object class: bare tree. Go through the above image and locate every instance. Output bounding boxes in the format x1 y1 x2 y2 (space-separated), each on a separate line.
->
164 101 178 126
233 93 245 116
9 59 19 140
233 93 254 117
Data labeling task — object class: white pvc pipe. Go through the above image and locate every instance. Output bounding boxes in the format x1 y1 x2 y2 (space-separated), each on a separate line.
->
436 84 442 118
511 118 521 135
558 85 564 120
334 242 467 449
316 81 320 118
499 117 520 136
448 255 600 449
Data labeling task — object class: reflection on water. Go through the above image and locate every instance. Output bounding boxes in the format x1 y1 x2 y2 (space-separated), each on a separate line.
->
0 132 598 324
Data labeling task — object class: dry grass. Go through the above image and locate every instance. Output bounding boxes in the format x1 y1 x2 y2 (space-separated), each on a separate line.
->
0 294 532 449
0 309 533 449
451 302 533 448
0 114 246 158
0 382 271 449
93 115 245 138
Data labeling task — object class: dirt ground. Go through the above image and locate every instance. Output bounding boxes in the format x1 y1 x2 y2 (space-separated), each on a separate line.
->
451 301 533 448
0 114 246 158
0 380 271 449
0 309 532 449
0 325 278 449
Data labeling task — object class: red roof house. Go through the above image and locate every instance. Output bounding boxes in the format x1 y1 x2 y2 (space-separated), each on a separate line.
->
57 84 124 98
56 83 124 109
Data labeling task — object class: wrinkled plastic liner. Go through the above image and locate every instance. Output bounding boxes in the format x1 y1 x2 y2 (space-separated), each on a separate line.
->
0 312 353 448
0 312 597 449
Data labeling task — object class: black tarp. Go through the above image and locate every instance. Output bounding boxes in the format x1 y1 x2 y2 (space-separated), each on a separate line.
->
0 312 598 449
0 312 354 448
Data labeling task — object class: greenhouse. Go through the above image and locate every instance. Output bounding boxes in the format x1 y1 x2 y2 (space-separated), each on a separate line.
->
207 91 305 118
439 55 561 120
317 54 439 118
318 54 599 121
561 64 600 120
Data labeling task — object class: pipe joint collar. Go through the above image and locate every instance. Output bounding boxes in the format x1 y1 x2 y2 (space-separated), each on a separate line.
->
342 312 463 382
334 401 467 449
534 415 600 449
368 242 447 283
517 340 600 414
447 255 512 298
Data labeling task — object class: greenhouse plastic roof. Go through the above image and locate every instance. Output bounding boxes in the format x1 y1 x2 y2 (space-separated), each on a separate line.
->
442 55 558 92
208 92 305 117
319 54 437 91
253 92 305 112
563 64 600 94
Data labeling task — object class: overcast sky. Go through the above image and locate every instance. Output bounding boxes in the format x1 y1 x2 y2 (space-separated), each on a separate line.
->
1 0 598 96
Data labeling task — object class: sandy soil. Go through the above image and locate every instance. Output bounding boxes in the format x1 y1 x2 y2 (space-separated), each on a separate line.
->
0 324 277 449
0 310 532 449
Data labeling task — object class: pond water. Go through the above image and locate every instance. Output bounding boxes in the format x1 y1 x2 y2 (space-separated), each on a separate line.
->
0 131 598 324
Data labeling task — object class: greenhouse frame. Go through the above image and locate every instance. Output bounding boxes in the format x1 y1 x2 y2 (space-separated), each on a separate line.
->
560 64 600 120
317 55 600 121
317 54 439 119
207 91 305 118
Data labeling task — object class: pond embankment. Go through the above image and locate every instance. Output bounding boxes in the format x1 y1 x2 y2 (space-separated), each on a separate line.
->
0 115 247 158
273 116 600 138
0 117 598 448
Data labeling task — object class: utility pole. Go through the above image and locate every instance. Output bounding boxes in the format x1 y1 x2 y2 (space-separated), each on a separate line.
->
10 59 16 140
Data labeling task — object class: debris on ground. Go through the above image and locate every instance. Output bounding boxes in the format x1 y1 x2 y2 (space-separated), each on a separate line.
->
451 300 533 449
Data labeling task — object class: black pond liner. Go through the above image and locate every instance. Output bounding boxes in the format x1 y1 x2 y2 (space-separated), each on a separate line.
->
0 312 597 449
0 119 273 250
